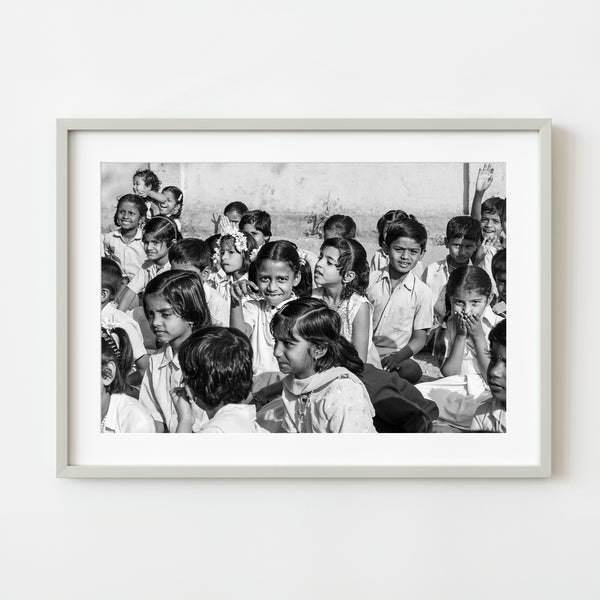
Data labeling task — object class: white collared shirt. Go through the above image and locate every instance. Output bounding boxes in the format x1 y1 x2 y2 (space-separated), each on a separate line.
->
471 397 506 432
367 268 433 358
102 393 155 433
198 404 267 433
203 282 229 326
370 248 424 278
139 343 207 432
102 228 146 281
127 261 171 296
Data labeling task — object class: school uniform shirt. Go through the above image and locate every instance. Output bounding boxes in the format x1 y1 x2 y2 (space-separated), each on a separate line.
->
101 302 147 361
197 404 268 433
470 397 506 432
367 269 433 358
139 343 208 433
102 228 146 281
242 295 296 375
281 367 376 433
203 282 229 326
443 304 502 377
102 393 155 433
127 261 171 296
370 248 424 279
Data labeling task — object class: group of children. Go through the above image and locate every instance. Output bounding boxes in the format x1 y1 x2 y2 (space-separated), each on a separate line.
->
100 164 507 434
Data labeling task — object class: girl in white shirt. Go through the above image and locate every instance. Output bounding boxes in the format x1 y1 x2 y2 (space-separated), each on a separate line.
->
101 326 154 433
138 270 211 432
171 327 267 433
270 297 376 433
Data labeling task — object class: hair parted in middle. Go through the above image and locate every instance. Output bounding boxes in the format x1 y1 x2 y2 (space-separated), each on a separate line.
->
319 237 369 300
446 265 493 299
143 270 210 331
143 215 182 244
323 214 357 238
255 240 313 297
270 297 363 374
178 326 254 409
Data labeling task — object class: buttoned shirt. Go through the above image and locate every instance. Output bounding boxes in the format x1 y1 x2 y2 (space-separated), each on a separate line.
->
367 269 433 358
127 261 171 296
102 228 146 281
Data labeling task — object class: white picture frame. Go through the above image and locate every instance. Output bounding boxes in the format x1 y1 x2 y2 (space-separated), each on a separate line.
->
57 118 551 478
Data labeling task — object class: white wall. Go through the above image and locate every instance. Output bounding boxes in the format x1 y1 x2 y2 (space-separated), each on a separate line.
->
2 1 597 598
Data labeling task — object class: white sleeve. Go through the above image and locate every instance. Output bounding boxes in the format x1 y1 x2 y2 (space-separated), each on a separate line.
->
321 379 376 433
127 268 147 295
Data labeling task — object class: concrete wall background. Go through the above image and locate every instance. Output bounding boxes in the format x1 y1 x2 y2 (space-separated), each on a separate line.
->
4 1 599 599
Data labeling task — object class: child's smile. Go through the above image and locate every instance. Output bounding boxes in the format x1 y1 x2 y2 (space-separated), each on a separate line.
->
386 237 424 276
158 191 178 216
256 259 299 307
117 201 142 231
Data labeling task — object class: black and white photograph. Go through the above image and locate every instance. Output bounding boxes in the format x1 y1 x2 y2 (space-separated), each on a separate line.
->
100 161 507 435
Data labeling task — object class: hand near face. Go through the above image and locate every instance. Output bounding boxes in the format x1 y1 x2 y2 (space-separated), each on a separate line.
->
476 163 494 193
230 279 260 305
453 311 469 337
464 313 485 341
170 386 193 424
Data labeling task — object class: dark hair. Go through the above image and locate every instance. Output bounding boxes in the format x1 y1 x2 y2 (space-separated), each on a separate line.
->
489 318 506 347
113 194 147 228
101 327 133 394
101 257 123 300
143 270 210 331
446 215 481 243
446 265 492 299
224 201 248 216
376 209 411 247
179 327 253 409
219 231 259 275
323 214 357 238
271 297 362 373
255 240 312 297
133 168 161 191
169 238 211 272
143 215 181 246
161 185 184 218
384 217 428 251
481 197 506 223
491 248 506 279
206 234 221 253
319 238 369 300
239 210 272 238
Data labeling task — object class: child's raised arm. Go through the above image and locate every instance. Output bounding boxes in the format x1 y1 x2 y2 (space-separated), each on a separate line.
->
470 163 494 222
440 313 468 376
229 280 257 337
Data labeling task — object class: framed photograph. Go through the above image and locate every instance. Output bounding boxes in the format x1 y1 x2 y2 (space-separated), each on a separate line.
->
57 118 551 478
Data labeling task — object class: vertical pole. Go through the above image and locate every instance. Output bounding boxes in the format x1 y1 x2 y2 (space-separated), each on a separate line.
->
463 162 470 215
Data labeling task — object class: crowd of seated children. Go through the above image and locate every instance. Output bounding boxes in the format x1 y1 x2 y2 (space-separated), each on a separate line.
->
100 164 506 434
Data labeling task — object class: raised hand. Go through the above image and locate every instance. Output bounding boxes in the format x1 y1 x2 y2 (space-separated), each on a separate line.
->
453 311 468 337
230 279 260 304
476 163 494 193
211 212 222 234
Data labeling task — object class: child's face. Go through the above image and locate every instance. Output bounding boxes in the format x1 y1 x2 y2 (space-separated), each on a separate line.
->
487 340 506 402
314 246 343 287
116 201 142 232
385 237 424 276
481 211 503 238
143 235 169 262
171 260 210 283
450 287 490 318
273 335 318 380
256 259 300 307
445 236 477 265
144 293 191 348
225 210 243 227
158 190 179 216
241 223 268 247
494 271 506 303
219 242 244 275
133 176 151 197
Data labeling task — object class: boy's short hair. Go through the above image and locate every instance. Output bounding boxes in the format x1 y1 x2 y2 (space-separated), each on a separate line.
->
446 216 481 243
384 217 428 251
224 201 248 216
239 210 272 237
323 214 357 238
491 248 506 279
488 318 506 347
101 257 123 300
169 238 211 272
481 197 506 223
179 327 254 409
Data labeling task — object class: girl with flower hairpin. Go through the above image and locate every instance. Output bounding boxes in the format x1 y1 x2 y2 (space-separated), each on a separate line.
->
214 230 259 305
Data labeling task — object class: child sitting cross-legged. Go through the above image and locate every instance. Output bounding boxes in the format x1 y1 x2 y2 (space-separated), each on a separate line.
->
471 319 506 432
422 215 480 325
367 217 433 383
171 327 268 433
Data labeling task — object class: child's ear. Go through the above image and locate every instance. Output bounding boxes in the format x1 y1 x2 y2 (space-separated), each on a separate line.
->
310 344 327 361
443 237 449 248
101 361 117 387
293 272 301 287
342 271 356 285
382 242 389 256
201 266 211 282
101 287 111 303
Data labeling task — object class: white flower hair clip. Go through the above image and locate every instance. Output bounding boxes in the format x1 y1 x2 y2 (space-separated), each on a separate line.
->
211 247 220 265
249 248 259 262
230 230 249 254
297 249 308 266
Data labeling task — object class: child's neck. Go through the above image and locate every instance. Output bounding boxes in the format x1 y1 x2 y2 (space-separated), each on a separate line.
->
446 254 467 271
120 226 137 242
231 270 244 281
388 265 410 288
170 329 191 354
154 254 169 268
320 283 344 307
